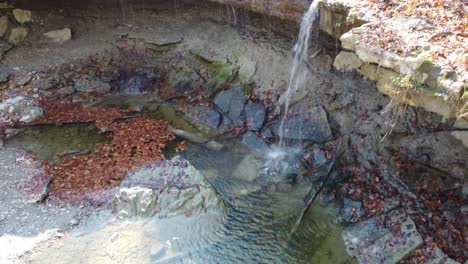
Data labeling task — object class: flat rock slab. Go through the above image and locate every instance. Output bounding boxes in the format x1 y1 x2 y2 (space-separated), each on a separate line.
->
271 106 331 143
43 28 72 45
342 209 423 264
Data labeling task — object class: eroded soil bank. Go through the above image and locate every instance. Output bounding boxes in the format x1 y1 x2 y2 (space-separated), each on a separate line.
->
0 0 466 263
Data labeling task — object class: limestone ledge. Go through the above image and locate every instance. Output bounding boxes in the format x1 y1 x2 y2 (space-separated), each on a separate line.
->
208 0 467 121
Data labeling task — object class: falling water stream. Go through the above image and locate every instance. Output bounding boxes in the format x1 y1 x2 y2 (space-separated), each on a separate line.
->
278 0 320 148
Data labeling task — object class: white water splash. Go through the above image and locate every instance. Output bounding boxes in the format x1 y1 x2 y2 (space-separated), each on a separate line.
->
278 0 320 148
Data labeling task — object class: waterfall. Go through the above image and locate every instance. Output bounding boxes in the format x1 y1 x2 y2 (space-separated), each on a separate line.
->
278 0 320 148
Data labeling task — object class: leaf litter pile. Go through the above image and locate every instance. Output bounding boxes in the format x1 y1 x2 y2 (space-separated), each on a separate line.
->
32 99 176 204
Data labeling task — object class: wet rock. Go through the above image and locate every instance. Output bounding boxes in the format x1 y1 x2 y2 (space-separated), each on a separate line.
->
36 73 63 90
8 27 28 45
118 73 153 94
333 51 362 71
261 127 273 138
113 187 158 218
74 75 111 94
271 106 332 143
43 28 72 45
187 105 221 129
244 102 266 131
0 15 8 38
19 107 43 123
395 131 468 181
214 85 247 127
13 9 31 24
232 154 262 182
342 209 423 264
340 198 365 223
241 131 269 153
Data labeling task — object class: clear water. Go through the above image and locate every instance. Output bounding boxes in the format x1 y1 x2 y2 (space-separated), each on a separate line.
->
6 95 354 263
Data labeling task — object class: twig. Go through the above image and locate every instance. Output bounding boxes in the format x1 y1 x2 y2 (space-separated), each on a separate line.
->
289 157 338 236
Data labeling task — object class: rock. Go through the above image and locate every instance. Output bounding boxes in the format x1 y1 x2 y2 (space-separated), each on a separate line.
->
341 17 464 119
187 105 221 129
8 27 28 45
19 107 43 123
214 85 247 127
0 72 9 83
427 247 461 264
118 73 152 94
244 102 266 131
241 131 269 153
396 131 468 181
340 198 365 223
0 15 8 38
463 181 468 198
0 2 13 8
205 140 224 151
232 154 262 182
333 51 362 71
113 187 158 218
271 106 332 143
74 75 111 94
261 128 273 138
57 86 75 96
15 74 32 86
342 209 423 264
168 126 209 144
43 28 72 45
310 54 333 72
119 156 223 218
13 9 32 24
0 41 12 59
0 96 24 113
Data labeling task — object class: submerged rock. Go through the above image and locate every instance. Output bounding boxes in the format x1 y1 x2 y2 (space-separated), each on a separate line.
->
43 28 72 45
115 156 223 219
342 209 423 264
271 106 332 143
232 154 262 182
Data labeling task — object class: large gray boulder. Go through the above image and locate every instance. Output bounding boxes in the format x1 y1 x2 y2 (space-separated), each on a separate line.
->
187 105 221 129
244 102 266 131
271 106 332 143
333 51 362 71
114 156 223 219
